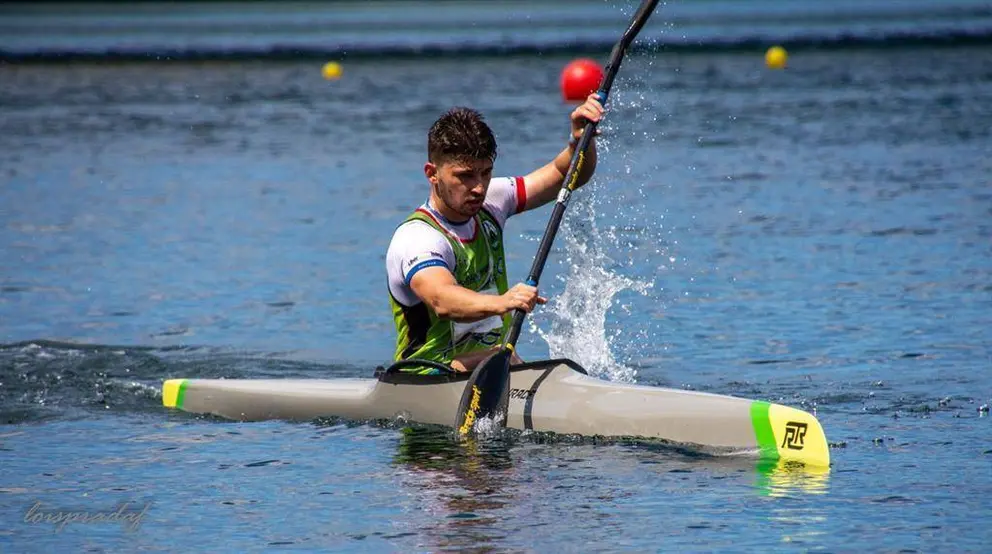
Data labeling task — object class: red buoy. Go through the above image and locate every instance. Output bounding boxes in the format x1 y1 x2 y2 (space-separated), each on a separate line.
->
560 58 604 103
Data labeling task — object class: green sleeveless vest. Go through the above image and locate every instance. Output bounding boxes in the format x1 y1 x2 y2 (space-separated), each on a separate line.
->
390 207 510 372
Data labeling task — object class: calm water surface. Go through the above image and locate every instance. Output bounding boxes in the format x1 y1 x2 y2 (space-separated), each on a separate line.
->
1 4 991 551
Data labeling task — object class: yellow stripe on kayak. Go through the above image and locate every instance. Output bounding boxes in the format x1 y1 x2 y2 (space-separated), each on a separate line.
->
751 401 830 468
766 403 830 467
162 379 187 409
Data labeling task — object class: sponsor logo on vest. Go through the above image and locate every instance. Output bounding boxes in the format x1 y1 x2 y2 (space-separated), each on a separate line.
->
481 219 500 245
782 421 808 450
509 388 536 401
472 329 502 347
478 217 505 276
463 268 489 288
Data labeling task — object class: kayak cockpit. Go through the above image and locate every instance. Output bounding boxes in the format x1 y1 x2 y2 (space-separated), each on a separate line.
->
373 357 588 385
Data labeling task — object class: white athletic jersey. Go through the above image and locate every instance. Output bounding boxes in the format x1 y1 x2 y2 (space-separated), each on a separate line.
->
386 176 526 307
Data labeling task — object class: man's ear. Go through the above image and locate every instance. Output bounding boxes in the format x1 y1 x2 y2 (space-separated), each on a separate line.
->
424 162 438 185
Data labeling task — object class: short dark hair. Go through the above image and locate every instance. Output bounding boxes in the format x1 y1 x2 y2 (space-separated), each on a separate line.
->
427 107 498 165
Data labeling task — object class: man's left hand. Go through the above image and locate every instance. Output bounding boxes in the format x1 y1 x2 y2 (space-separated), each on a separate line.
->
570 93 606 141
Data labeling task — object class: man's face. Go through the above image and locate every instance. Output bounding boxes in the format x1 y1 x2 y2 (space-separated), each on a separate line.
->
426 158 494 219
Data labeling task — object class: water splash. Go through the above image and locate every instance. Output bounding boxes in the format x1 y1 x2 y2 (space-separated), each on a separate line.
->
468 411 507 436
527 47 676 383
529 197 653 383
533 54 678 380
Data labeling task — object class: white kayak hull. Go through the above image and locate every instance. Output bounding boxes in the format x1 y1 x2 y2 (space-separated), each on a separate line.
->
162 359 830 467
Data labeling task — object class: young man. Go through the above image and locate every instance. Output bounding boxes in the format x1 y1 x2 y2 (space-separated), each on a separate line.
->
386 93 605 374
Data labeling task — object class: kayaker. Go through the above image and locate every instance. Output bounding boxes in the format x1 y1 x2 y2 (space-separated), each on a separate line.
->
386 93 605 374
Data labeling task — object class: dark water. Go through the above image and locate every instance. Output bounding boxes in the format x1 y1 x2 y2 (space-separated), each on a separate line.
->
3 0 992 58
2 1 992 551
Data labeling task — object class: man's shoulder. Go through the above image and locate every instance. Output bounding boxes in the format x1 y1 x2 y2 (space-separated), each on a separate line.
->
483 175 524 225
487 175 518 191
387 218 448 255
390 216 438 239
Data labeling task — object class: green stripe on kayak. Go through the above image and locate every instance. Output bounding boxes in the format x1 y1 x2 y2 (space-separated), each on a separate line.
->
176 380 187 409
162 379 188 409
750 401 780 461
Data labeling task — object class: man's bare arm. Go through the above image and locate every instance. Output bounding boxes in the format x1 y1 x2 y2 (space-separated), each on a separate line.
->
519 93 605 211
410 266 545 322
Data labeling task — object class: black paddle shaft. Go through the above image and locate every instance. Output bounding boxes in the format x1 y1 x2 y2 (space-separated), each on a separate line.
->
502 0 660 349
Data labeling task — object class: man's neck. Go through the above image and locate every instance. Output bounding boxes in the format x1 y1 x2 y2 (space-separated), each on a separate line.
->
427 195 471 225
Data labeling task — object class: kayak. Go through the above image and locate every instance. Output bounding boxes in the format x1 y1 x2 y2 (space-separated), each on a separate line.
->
161 358 830 467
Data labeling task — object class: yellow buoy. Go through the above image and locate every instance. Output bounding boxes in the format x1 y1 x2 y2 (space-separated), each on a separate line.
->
321 61 343 80
765 46 788 70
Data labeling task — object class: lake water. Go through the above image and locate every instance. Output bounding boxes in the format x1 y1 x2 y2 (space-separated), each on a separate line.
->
2 0 991 551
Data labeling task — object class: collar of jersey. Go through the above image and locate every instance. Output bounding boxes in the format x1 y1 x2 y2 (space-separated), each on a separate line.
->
424 199 474 227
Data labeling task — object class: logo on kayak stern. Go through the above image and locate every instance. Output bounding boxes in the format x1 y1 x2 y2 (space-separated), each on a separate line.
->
509 388 536 401
782 421 808 450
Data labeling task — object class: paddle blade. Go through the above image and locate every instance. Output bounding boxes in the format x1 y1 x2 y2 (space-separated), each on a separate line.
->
454 349 512 435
